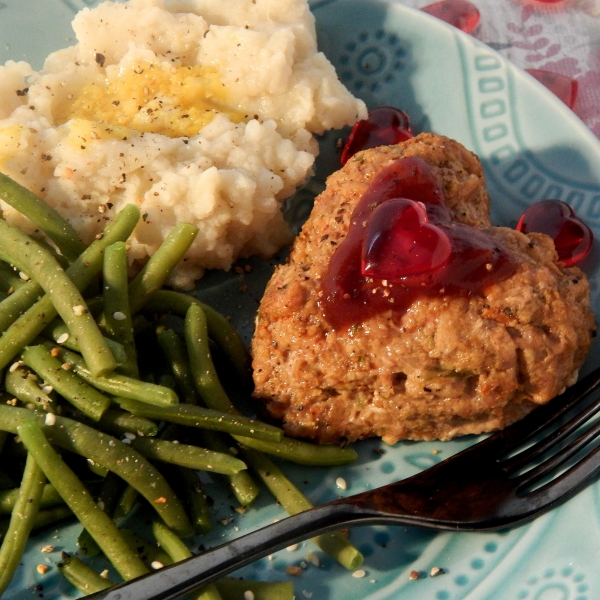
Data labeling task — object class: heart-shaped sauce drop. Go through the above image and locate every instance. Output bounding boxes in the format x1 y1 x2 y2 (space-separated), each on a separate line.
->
362 198 452 279
421 0 481 34
516 199 593 266
321 155 517 328
341 106 413 164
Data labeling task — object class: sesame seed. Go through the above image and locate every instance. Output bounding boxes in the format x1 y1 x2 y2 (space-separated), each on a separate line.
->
45 413 56 426
113 311 126 321
352 569 366 578
72 305 85 316
335 477 347 490
151 561 164 570
57 333 70 344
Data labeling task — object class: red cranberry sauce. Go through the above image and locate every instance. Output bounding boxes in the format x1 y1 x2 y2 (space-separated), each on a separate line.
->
320 156 517 328
341 106 414 164
516 199 593 267
421 0 481 34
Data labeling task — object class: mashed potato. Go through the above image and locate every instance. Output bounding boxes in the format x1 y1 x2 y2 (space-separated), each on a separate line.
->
0 0 366 288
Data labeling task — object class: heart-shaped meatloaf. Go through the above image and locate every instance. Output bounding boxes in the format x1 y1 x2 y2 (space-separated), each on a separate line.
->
251 133 595 444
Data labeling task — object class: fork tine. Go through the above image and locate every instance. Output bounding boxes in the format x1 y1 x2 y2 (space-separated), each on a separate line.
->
522 441 600 510
501 367 600 474
483 365 600 460
514 416 600 492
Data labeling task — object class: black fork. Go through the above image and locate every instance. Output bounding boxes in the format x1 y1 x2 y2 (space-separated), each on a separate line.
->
87 365 600 600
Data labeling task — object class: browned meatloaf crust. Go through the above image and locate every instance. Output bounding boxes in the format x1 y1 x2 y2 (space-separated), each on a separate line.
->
251 133 596 444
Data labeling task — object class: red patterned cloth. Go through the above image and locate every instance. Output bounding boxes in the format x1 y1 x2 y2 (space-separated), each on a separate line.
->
402 0 600 137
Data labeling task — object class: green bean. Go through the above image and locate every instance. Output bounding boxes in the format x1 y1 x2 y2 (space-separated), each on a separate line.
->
103 242 139 378
17 420 149 581
57 552 114 594
0 405 193 538
130 437 246 475
0 260 26 294
96 408 158 438
157 328 201 405
144 290 250 383
45 343 178 407
0 204 140 372
29 504 73 530
196 431 260 507
159 373 178 392
21 345 111 421
185 303 235 413
152 521 192 562
128 223 198 314
113 398 282 442
0 452 46 595
232 435 357 467
43 318 128 365
0 482 63 515
0 219 116 376
77 527 101 557
215 578 295 600
0 505 73 543
87 459 109 478
26 236 71 270
113 485 140 521
150 521 192 561
0 171 86 262
171 467 212 535
97 470 126 518
5 364 57 412
151 521 223 600
0 280 44 335
77 469 127 558
120 528 173 567
239 447 363 571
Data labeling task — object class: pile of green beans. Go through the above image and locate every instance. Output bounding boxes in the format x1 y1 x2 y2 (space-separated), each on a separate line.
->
0 175 362 599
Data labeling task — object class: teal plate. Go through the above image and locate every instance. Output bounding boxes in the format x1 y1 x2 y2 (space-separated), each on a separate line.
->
1 1 600 599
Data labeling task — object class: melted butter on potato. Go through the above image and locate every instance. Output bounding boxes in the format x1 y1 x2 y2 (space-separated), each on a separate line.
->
0 124 25 164
57 61 244 138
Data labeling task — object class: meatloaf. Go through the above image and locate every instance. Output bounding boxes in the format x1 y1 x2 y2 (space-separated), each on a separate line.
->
251 133 595 444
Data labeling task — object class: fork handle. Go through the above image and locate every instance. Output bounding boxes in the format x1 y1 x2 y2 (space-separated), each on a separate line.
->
85 502 373 600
